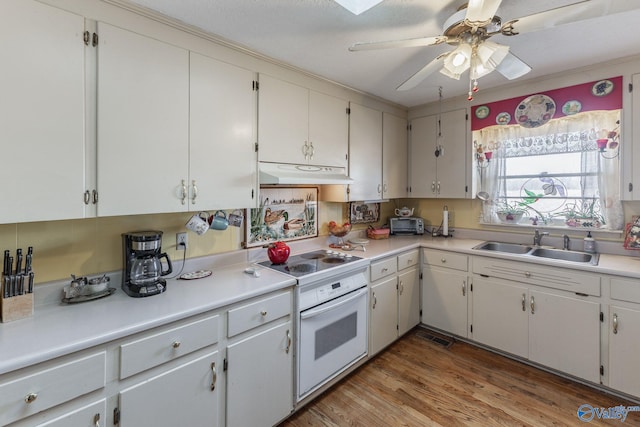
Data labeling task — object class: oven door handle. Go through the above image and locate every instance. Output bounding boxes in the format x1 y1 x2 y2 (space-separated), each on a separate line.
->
300 287 367 320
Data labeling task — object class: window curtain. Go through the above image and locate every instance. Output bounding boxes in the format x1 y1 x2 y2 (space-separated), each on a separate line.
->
474 110 623 229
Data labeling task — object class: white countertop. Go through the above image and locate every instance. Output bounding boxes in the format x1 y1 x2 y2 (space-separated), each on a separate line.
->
2 232 639 375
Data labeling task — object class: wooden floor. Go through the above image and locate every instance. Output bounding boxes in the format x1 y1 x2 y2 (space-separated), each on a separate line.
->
281 328 639 427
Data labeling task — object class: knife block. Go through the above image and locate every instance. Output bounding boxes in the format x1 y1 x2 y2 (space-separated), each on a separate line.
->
1 275 33 323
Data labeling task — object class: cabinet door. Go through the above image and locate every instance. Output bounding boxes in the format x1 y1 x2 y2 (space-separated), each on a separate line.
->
472 276 528 358
258 74 308 164
226 321 293 427
408 115 438 198
0 0 85 223
97 22 189 216
528 289 600 383
308 91 348 168
369 276 398 356
190 53 256 210
349 103 383 201
119 351 220 427
398 267 420 336
422 267 468 337
437 109 468 198
382 113 408 199
609 305 640 397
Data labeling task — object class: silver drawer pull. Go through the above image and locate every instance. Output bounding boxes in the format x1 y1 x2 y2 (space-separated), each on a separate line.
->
462 280 466 296
260 310 267 316
525 271 531 278
522 293 526 311
94 413 101 427
286 329 292 354
440 258 446 263
530 295 535 314
381 268 388 273
172 341 181 349
25 392 38 404
613 313 618 334
210 361 217 391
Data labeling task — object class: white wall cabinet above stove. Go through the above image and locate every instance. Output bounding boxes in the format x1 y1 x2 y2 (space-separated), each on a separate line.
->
258 74 348 168
0 0 87 223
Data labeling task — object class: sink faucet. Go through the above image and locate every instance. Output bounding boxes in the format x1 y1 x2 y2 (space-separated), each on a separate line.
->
533 229 549 246
563 234 570 250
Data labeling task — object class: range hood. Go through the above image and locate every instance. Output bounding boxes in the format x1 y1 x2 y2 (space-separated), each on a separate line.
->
259 162 353 185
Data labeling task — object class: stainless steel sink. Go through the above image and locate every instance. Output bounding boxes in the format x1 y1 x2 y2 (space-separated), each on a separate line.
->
472 241 599 265
473 241 533 254
529 247 599 265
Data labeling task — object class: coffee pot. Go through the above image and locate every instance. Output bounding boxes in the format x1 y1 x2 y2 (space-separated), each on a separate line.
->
122 231 172 297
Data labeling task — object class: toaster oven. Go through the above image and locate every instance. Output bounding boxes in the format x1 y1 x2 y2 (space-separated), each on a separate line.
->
390 217 424 235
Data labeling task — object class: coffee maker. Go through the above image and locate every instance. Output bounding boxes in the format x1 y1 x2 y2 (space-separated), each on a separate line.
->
122 231 173 297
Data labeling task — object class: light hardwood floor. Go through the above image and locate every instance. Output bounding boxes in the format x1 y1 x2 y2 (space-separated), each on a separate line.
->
281 328 639 426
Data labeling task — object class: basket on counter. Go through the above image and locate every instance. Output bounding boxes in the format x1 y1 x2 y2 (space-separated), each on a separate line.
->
367 226 390 240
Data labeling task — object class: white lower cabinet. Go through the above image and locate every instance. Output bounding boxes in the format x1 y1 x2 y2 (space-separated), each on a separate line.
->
471 257 601 383
608 277 640 397
119 351 220 427
225 290 294 427
421 249 469 337
369 250 420 356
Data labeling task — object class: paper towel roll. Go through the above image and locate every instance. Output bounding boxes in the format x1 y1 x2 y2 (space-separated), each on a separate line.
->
442 206 449 236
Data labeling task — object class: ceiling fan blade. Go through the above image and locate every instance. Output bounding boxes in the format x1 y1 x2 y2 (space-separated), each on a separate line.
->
495 51 531 80
396 52 449 91
465 0 503 26
349 36 448 51
503 0 640 36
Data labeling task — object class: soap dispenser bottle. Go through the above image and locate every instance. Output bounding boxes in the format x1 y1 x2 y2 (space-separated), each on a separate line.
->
584 232 596 253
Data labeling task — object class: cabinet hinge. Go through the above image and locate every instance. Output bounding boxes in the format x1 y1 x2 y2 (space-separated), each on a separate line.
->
629 83 633 93
419 272 423 280
470 324 473 333
83 30 90 46
113 408 121 424
600 365 604 376
346 107 350 115
408 123 412 131
465 113 469 121
600 312 604 322
480 274 489 278
396 324 399 331
255 142 259 152
419 309 422 316
251 188 255 199
465 185 468 193
630 182 634 192
253 80 259 91
470 283 473 292
223 358 228 371
408 186 412 193
346 185 351 195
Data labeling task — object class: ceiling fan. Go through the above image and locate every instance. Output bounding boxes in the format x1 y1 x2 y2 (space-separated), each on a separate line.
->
349 0 635 99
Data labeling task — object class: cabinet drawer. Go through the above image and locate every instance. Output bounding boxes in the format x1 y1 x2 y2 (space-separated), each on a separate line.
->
423 249 468 272
37 399 106 427
398 249 419 271
473 256 600 296
611 277 640 304
370 257 397 282
120 315 219 379
228 291 291 338
0 352 106 426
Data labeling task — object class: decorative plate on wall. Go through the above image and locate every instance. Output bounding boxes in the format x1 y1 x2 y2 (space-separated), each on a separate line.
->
515 94 556 128
592 79 614 97
562 100 582 115
496 112 511 125
475 105 490 119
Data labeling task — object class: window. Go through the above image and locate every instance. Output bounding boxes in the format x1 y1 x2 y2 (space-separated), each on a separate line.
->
473 109 623 230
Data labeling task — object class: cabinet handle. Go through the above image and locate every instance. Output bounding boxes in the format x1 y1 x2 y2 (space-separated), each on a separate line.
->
180 180 187 205
383 183 388 193
399 281 404 295
191 180 198 204
522 293 526 311
302 141 309 160
431 181 436 193
381 268 388 273
286 329 292 354
24 392 38 404
436 181 441 194
210 361 217 391
172 341 181 349
524 271 531 278
94 413 100 427
530 295 535 314
308 141 314 159
260 310 267 316
440 258 446 263
462 280 466 296
92 189 98 204
84 190 90 205
613 313 618 334
372 291 377 309
377 183 382 194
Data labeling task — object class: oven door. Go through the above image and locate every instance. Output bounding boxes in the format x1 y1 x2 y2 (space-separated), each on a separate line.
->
298 286 368 399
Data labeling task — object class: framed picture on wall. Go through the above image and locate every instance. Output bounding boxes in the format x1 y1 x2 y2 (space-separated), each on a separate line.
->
349 202 380 224
244 187 318 247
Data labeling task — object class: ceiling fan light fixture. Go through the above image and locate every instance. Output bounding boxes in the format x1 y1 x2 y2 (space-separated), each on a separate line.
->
477 40 509 68
439 66 462 80
443 43 471 75
334 0 383 15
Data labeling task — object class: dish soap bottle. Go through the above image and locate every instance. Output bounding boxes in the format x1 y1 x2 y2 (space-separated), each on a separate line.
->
584 232 596 253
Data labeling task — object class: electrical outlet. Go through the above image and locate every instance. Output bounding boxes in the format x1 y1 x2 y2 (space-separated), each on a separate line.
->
176 232 187 250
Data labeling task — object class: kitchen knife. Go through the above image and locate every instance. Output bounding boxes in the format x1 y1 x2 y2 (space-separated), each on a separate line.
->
3 275 8 298
7 256 13 297
3 249 9 275
25 253 32 273
15 248 22 275
28 271 34 293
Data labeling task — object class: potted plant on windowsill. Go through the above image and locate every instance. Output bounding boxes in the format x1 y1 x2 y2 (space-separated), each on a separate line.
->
496 201 529 224
556 200 605 228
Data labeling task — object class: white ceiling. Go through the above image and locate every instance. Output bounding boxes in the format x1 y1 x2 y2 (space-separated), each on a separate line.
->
125 0 640 108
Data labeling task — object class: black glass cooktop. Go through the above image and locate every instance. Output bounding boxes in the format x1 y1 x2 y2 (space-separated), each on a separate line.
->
258 249 363 278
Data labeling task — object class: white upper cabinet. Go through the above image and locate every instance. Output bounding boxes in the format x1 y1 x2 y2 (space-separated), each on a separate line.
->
96 22 189 216
189 53 257 210
382 113 408 199
258 74 348 167
0 0 86 223
348 103 383 201
409 109 468 199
